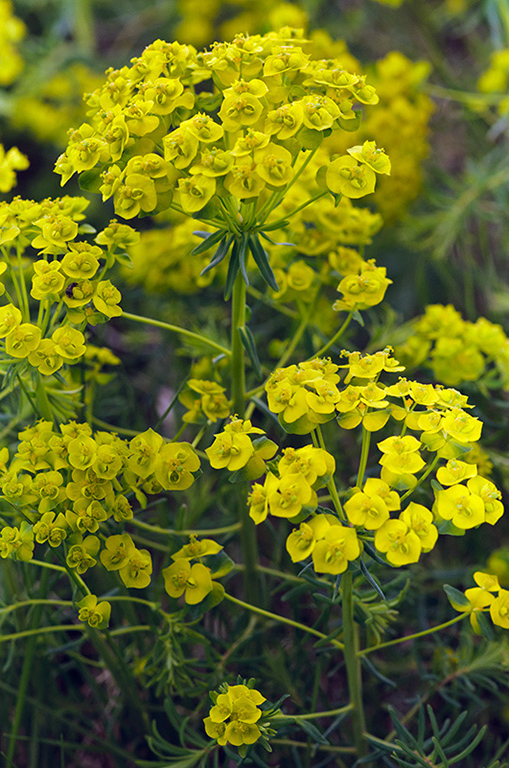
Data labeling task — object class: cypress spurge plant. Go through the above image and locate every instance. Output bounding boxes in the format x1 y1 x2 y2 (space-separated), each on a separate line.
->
1 26 508 768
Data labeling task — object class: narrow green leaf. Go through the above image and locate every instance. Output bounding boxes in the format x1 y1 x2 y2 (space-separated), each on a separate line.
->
249 235 279 291
359 558 386 599
295 717 328 744
238 234 249 286
239 325 262 377
201 235 233 276
191 228 226 256
224 241 240 300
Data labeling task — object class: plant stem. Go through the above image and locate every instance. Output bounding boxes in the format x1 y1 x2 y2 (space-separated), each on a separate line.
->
341 570 367 759
311 311 354 359
128 517 241 537
278 704 353 721
6 569 49 766
230 272 246 417
230 272 260 603
356 427 371 489
224 593 344 650
357 614 467 656
122 311 230 356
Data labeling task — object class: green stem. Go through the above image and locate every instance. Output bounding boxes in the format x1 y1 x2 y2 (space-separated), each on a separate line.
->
357 614 467 656
35 372 54 422
73 0 95 54
278 704 353 721
128 517 241 537
6 569 49 766
314 427 346 521
91 417 141 436
342 570 367 758
400 454 440 502
356 427 371 489
224 593 344 651
230 272 246 417
0 598 73 615
122 311 230 357
270 739 355 754
311 311 354 360
265 189 328 231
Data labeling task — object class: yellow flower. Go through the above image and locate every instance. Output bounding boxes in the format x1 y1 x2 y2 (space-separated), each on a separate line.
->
93 279 122 317
286 514 331 562
326 155 376 199
119 548 152 588
77 594 111 628
436 459 477 486
312 525 361 574
162 558 213 604
206 431 254 472
374 519 421 566
378 435 425 475
5 323 41 358
399 502 438 552
155 442 201 490
434 485 485 529
268 473 313 518
28 339 63 376
489 589 509 629
344 491 389 530
52 325 86 360
172 535 222 560
347 140 391 175
100 533 135 571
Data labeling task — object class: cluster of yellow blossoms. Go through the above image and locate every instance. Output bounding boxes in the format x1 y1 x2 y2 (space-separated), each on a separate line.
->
477 48 509 117
447 571 509 633
224 350 505 573
0 421 210 624
0 144 29 193
395 303 509 389
55 30 386 225
0 0 26 87
204 683 268 748
0 196 137 391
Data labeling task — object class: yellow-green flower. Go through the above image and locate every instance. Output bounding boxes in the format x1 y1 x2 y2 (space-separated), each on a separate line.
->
77 594 111 628
93 279 122 317
119 548 152 588
5 323 41 358
326 155 376 199
312 525 360 574
162 558 213 604
374 519 421 566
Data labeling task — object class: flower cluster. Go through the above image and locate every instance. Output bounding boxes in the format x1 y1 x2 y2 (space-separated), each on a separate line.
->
56 30 382 214
0 144 29 193
0 422 203 614
204 682 267 747
344 50 433 220
162 535 224 604
179 378 230 423
0 197 137 410
446 571 509 633
248 443 335 525
395 303 509 390
477 48 509 117
206 416 278 480
0 0 26 87
253 350 504 573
